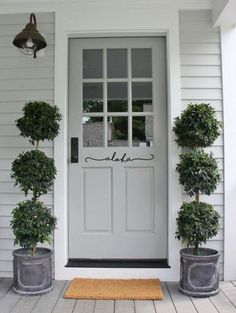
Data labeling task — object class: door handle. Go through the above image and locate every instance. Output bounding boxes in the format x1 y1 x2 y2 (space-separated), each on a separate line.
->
71 137 79 163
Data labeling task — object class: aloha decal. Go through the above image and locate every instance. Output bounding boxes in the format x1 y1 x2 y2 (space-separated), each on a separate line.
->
85 152 154 163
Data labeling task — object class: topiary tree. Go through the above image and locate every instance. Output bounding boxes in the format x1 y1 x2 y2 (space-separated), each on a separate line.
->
173 103 221 255
11 101 61 255
173 103 222 148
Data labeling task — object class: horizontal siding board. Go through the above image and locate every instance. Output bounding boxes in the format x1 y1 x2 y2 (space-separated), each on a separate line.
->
181 77 222 88
0 147 53 159
0 171 13 182
0 90 53 102
0 78 54 91
0 56 54 69
181 54 221 66
0 228 14 239
0 125 20 136
0 23 54 36
0 67 54 81
0 13 54 25
0 271 14 277
181 65 221 77
180 31 220 43
214 206 224 217
0 217 11 228
0 261 14 271
0 250 13 261
0 137 53 148
181 88 222 100
203 240 223 252
205 147 223 158
179 10 212 21
180 43 221 55
0 113 20 124
0 100 54 113
180 21 219 32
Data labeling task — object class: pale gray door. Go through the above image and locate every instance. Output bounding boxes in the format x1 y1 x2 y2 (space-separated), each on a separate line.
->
68 38 167 259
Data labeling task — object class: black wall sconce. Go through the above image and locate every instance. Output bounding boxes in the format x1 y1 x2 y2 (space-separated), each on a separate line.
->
13 13 47 58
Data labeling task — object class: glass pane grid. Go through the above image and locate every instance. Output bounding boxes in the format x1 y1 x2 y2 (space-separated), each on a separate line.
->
82 46 154 148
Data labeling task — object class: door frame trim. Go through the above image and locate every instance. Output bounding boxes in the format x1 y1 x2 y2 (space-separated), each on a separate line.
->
54 7 182 281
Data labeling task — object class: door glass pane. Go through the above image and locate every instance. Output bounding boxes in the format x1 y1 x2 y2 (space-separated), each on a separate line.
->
83 117 104 147
132 82 152 112
132 116 153 147
83 49 103 78
107 49 128 78
107 116 128 147
108 82 128 112
83 83 103 113
131 48 152 78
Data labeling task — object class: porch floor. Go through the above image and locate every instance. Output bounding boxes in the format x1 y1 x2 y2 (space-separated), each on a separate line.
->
0 279 236 313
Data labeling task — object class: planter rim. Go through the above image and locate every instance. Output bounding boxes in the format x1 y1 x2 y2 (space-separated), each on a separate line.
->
180 247 220 260
13 247 53 259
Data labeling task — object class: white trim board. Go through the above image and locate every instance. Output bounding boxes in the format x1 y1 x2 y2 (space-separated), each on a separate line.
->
53 3 182 280
0 0 213 13
221 25 236 280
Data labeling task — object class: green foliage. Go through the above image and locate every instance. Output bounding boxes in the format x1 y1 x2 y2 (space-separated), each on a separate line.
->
11 101 61 255
11 150 56 199
176 149 221 197
16 101 62 145
176 201 220 254
173 103 222 255
173 103 222 148
11 200 57 252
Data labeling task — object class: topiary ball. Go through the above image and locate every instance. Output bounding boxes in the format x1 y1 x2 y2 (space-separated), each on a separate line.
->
11 200 57 251
176 201 220 252
11 150 56 198
16 101 62 144
173 103 222 148
176 149 221 197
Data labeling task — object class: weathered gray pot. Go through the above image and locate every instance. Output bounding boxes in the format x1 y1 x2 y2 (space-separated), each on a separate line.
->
179 248 220 297
13 247 53 295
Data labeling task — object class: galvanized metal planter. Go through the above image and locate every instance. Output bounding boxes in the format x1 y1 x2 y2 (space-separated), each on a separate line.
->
13 247 53 295
179 247 220 297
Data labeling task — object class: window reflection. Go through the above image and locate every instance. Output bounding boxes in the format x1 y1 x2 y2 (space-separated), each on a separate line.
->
83 83 103 113
132 116 153 147
83 49 103 79
83 117 104 147
132 82 152 112
108 83 128 112
107 117 128 147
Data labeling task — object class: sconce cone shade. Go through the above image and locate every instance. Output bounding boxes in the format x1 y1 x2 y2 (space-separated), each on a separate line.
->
12 13 47 58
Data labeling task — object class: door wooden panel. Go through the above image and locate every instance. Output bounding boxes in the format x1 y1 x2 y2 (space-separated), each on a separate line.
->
68 37 168 259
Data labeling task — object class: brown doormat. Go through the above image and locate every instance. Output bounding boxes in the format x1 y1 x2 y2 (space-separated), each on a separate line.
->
64 278 164 300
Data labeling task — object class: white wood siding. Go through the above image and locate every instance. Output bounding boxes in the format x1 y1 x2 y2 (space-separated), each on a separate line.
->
179 10 224 279
0 12 55 277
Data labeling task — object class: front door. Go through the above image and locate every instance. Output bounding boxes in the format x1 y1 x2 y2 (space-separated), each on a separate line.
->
68 37 167 259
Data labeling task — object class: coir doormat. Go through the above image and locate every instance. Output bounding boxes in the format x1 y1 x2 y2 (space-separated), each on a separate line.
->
64 278 164 300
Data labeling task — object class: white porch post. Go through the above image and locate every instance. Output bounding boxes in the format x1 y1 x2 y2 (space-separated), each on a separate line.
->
221 24 236 280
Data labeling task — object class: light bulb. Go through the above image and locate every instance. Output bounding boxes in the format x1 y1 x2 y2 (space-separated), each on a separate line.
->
25 38 34 48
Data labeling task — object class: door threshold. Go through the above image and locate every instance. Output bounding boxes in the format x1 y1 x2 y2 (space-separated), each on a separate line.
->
66 258 170 268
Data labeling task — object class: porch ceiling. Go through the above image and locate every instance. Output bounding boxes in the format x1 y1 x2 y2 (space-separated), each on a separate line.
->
213 0 236 26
